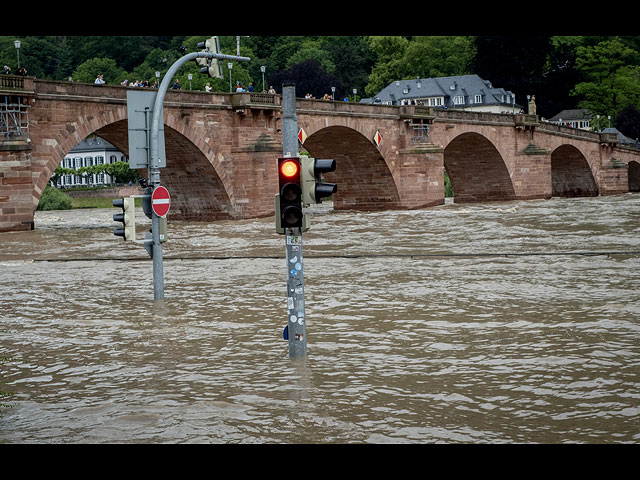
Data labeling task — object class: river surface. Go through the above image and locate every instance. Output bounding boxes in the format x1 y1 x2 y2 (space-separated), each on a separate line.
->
1 195 639 443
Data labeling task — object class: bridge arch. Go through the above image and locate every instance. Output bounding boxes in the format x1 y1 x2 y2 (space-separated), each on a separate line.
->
302 125 401 210
34 116 234 221
443 131 515 203
550 144 598 197
629 161 640 192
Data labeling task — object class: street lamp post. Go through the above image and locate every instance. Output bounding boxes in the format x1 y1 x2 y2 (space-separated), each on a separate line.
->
260 65 266 93
188 73 192 90
228 62 233 92
331 86 335 101
14 40 21 69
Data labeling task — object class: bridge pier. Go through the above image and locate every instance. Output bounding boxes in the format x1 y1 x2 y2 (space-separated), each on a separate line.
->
395 144 446 209
0 140 34 232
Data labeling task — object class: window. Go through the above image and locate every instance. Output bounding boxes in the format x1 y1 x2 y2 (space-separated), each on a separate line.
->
85 156 93 167
96 156 104 165
453 96 464 105
474 94 483 104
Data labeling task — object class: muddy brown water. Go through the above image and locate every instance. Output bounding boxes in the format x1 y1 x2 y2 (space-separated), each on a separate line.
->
1 195 639 443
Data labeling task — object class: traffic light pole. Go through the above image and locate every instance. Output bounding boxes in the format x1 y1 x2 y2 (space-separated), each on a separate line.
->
282 84 307 358
148 49 250 301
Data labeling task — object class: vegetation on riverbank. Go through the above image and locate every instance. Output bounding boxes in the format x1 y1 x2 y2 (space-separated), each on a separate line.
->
37 186 142 210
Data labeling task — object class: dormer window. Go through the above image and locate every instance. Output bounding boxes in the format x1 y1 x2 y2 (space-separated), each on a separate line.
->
474 94 483 104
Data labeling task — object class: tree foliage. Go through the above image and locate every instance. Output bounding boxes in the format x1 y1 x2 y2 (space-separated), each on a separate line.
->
2 35 640 137
572 38 640 121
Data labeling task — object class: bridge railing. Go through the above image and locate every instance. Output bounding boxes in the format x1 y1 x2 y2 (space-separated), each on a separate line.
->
232 92 281 109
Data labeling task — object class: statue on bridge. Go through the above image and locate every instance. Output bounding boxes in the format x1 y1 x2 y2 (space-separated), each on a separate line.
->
528 95 537 115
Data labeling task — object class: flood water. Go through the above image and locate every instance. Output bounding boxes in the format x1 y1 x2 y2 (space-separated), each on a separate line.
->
1 195 639 443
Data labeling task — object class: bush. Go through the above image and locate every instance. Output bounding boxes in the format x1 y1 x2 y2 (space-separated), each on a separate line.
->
37 186 73 211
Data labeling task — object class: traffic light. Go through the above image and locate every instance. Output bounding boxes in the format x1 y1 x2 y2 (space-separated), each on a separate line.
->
300 156 337 205
196 36 223 79
113 197 136 241
277 157 303 230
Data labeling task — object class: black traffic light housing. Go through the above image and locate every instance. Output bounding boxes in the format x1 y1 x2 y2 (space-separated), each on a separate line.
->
277 157 303 230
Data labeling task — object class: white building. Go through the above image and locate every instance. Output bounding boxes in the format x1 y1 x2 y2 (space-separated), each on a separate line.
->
57 136 128 187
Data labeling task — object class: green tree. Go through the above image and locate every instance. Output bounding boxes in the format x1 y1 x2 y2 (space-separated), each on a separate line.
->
37 185 72 211
365 36 409 97
72 57 126 84
572 37 640 121
105 161 140 184
474 36 552 115
400 36 476 79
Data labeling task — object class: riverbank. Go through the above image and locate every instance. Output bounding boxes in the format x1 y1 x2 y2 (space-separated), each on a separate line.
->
46 186 143 209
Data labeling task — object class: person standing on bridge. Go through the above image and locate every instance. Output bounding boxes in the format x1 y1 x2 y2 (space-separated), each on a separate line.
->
94 74 105 85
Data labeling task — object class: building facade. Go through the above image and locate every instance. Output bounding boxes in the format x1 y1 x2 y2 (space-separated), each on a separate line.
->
56 136 128 187
361 74 520 114
547 109 593 130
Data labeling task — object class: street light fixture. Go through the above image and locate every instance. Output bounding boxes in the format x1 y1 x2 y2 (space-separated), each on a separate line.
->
260 65 266 93
228 62 233 93
14 40 21 69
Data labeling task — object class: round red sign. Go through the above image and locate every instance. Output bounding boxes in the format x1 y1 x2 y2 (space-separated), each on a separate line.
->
151 186 170 217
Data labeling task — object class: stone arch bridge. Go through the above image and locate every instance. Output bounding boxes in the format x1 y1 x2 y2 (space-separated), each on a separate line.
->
2 76 639 232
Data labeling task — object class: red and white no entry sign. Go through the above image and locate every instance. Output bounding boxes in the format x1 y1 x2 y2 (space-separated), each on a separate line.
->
151 185 170 217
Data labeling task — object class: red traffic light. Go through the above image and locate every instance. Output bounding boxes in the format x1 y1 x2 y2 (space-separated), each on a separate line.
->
280 160 299 178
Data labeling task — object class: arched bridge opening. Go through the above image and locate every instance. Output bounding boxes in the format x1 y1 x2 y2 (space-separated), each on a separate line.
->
98 121 234 221
628 161 640 192
302 125 401 211
443 132 515 203
551 145 598 197
36 119 234 221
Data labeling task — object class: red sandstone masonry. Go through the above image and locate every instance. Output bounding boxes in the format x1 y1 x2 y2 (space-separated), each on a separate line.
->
2 79 640 232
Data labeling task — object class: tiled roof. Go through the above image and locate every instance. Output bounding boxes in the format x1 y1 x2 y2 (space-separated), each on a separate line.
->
361 74 519 108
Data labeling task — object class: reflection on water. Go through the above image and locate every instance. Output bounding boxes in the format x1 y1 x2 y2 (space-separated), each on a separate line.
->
1 195 639 443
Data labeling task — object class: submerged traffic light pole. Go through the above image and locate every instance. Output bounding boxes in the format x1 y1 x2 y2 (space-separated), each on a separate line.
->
280 83 307 358
148 48 250 301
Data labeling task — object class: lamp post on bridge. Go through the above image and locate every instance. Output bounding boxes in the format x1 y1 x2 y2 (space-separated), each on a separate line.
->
14 40 21 69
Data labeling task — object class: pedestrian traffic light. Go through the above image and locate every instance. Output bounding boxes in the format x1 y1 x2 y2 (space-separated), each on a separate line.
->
196 36 223 79
300 156 337 205
113 197 136 241
277 157 303 230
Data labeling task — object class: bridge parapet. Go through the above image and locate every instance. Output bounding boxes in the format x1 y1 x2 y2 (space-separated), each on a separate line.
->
232 92 281 110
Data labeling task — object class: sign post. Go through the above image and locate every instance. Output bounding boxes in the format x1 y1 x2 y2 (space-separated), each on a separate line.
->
125 47 250 301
